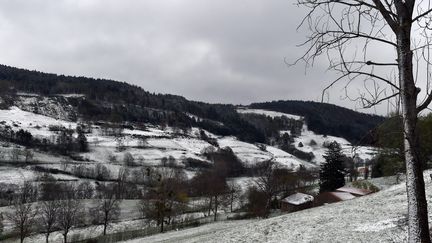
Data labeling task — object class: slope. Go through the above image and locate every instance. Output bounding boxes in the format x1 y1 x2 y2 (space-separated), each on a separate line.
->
125 174 427 243
250 100 385 145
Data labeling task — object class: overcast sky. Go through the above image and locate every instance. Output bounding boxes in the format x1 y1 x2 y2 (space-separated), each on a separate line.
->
0 0 394 114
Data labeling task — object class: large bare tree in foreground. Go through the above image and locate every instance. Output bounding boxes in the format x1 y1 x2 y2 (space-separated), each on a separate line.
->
296 0 432 242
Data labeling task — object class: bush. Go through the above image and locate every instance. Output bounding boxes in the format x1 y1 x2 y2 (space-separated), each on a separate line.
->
183 158 212 169
351 180 380 192
371 152 404 177
246 187 268 218
48 125 65 132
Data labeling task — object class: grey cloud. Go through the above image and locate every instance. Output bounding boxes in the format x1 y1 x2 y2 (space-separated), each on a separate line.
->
0 0 389 114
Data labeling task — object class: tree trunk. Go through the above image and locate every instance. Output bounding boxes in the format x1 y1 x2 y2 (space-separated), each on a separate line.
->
160 218 164 233
46 233 50 243
103 221 107 235
214 195 218 222
230 193 233 212
397 28 431 243
208 197 212 216
63 233 68 243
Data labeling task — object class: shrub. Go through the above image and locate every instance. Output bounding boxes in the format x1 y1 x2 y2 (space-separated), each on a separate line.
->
351 180 380 193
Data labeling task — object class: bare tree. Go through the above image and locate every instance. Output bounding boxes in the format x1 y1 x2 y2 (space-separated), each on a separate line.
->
296 0 432 241
145 167 188 232
95 163 110 181
253 160 279 215
107 153 117 164
123 152 135 167
40 200 60 243
57 186 82 243
24 149 33 163
20 181 38 204
93 187 121 235
0 213 3 238
192 170 228 221
6 199 38 243
226 181 241 212
10 147 22 162
116 167 130 199
76 181 94 199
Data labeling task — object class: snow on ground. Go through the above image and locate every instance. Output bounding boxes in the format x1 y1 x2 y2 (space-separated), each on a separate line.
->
55 93 86 98
0 106 76 137
0 167 36 184
218 137 314 170
122 219 255 243
292 124 377 164
237 107 377 165
124 173 432 243
281 192 314 205
265 146 315 169
237 108 302 120
218 137 272 167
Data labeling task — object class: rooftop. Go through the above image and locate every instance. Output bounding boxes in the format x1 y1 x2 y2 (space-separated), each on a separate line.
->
281 192 314 205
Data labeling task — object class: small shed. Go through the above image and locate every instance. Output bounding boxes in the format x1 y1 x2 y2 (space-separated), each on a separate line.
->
314 192 356 206
280 192 314 212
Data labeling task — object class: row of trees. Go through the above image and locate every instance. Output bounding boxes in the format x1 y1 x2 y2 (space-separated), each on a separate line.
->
0 125 88 157
1 181 124 243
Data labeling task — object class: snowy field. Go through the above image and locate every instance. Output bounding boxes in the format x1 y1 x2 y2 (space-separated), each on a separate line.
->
124 173 432 243
237 108 302 120
237 108 377 165
0 106 375 170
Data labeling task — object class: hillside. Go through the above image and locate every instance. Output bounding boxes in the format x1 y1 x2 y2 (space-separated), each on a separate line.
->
0 65 382 242
0 64 383 145
124 174 422 243
250 101 385 145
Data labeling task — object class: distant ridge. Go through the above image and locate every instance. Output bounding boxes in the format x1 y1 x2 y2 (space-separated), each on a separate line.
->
0 64 383 145
250 100 384 145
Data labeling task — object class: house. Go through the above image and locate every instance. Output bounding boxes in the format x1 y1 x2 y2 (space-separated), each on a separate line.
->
314 191 356 206
280 192 314 212
314 186 372 206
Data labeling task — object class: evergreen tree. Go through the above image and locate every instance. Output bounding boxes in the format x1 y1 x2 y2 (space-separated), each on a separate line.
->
76 126 89 152
319 141 345 193
56 130 74 155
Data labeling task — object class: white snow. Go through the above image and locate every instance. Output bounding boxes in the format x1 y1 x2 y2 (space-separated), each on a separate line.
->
0 167 36 184
56 93 85 98
281 193 314 205
217 137 313 169
331 191 357 200
0 106 76 138
293 123 377 164
237 108 302 120
124 172 432 243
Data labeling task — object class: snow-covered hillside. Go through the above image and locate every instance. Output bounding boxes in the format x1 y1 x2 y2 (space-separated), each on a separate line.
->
124 174 427 243
237 108 302 120
0 106 377 185
238 108 377 164
292 123 377 164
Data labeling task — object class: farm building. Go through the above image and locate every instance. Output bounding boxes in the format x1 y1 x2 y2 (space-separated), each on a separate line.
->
314 186 372 206
280 192 314 212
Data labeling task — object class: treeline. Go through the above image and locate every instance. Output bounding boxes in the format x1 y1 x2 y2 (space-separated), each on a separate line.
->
0 64 265 143
0 149 318 242
250 100 385 145
371 113 432 177
0 125 88 157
